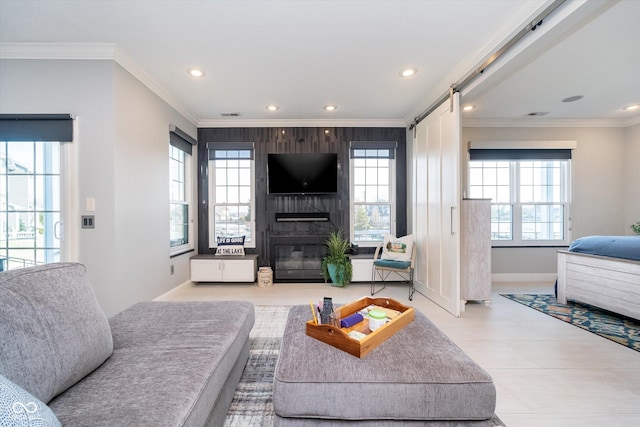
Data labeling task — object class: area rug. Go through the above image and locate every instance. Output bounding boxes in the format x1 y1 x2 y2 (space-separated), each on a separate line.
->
224 305 288 427
501 294 640 352
224 305 505 426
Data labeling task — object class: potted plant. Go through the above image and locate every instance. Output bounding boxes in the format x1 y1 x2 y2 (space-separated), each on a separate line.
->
321 229 353 287
631 220 640 235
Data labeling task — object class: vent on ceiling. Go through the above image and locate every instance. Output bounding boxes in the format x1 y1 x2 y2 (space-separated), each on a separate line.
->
220 112 241 117
526 112 549 117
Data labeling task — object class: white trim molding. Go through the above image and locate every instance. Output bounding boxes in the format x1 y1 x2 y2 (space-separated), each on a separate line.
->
153 280 193 301
463 117 640 128
197 118 407 128
0 42 198 126
492 273 557 283
468 140 577 150
0 42 116 59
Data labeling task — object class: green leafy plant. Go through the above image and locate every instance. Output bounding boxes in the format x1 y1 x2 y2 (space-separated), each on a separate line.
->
631 220 640 235
321 229 353 287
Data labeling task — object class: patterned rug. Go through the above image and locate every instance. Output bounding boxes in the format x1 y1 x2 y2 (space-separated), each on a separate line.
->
501 294 640 352
224 305 288 427
224 305 505 426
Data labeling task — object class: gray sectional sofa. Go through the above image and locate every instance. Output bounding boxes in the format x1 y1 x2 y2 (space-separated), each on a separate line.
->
0 262 255 426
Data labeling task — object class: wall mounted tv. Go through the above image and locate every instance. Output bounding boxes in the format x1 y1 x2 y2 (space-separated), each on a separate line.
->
267 153 338 195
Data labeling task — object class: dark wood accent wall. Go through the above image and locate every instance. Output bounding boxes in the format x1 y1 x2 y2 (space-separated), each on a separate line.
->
197 127 407 268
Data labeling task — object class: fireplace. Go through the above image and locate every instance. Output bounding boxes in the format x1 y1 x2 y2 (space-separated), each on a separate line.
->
270 236 327 282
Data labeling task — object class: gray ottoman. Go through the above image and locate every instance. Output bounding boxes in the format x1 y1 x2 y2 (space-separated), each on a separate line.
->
273 305 496 426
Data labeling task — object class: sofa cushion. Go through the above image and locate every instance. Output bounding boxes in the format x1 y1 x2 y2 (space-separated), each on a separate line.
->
0 263 113 403
274 305 496 422
0 374 61 427
49 300 255 427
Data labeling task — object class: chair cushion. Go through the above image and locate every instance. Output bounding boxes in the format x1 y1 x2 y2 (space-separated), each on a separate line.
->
0 263 113 404
374 259 411 270
380 233 413 261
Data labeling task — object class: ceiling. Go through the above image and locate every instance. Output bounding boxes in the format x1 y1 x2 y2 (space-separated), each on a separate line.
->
1 0 639 127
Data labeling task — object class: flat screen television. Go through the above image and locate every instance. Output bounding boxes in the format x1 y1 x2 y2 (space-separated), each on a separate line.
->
267 153 338 195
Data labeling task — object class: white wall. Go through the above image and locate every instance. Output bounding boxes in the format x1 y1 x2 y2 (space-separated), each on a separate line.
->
625 123 640 234
0 59 197 316
461 126 628 275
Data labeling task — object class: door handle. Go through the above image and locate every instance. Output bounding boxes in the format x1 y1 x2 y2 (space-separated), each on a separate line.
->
450 206 456 235
54 221 64 241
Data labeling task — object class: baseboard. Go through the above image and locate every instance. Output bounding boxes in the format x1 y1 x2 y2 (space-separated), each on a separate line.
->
492 273 557 283
154 280 193 301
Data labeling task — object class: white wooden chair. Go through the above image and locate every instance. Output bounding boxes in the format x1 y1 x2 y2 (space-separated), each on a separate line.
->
370 242 416 300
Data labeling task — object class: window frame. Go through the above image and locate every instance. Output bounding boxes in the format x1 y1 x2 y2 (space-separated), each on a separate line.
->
208 147 256 249
0 114 76 270
468 159 572 247
349 143 397 247
169 143 194 256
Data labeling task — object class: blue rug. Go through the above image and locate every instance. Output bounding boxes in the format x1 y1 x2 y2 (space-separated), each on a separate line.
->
501 294 640 352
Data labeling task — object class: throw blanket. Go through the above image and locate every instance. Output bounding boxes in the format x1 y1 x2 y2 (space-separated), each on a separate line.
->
568 235 640 262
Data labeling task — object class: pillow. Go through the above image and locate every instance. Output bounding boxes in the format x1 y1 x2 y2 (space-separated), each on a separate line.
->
0 263 113 403
380 234 414 261
216 236 246 256
0 374 62 427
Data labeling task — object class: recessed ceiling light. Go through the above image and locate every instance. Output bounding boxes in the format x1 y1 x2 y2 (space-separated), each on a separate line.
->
323 105 337 112
462 105 475 112
562 95 583 103
623 104 640 111
188 68 205 77
400 68 417 77
266 105 279 111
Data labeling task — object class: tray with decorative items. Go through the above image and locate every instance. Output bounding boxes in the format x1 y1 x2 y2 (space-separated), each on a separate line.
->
305 296 415 358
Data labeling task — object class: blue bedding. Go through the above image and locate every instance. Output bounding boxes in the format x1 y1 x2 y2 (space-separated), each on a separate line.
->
568 235 640 262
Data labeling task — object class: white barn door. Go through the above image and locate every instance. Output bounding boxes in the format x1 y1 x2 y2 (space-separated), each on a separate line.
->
412 93 461 316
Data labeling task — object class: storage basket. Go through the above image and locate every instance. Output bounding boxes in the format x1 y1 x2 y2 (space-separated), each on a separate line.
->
257 266 273 288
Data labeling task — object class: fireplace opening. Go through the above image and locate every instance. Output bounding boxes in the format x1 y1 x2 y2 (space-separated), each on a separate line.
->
271 237 327 282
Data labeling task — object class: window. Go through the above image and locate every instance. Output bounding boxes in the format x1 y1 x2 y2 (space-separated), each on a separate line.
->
169 146 192 253
350 142 396 246
0 114 74 271
468 159 571 246
0 141 62 270
209 146 255 248
169 127 195 256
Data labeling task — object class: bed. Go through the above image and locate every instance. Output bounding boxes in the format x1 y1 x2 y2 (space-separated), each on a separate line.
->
557 235 640 321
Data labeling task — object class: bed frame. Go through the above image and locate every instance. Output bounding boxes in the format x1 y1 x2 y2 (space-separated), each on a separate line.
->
557 250 640 321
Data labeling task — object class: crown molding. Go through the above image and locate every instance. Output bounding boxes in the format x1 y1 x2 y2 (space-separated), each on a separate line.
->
462 116 640 128
623 115 640 128
0 42 117 59
196 118 408 128
0 42 198 126
111 47 198 125
4 43 637 130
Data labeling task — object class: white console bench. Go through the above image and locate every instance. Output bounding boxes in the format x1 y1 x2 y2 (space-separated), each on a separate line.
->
190 254 258 283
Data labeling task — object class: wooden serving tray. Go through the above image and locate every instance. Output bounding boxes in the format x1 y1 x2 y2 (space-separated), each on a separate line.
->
305 296 415 358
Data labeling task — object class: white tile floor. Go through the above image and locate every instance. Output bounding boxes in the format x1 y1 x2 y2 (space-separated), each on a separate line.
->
165 280 640 427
